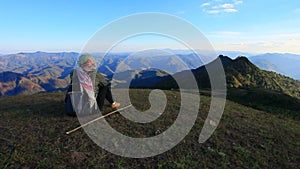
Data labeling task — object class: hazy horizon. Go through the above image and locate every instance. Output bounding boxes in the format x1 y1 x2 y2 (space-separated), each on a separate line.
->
1 49 299 57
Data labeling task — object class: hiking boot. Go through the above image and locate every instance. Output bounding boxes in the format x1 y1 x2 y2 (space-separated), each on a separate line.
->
111 102 121 109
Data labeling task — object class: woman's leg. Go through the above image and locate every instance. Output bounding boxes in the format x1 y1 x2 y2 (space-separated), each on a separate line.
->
105 86 114 104
96 86 107 110
97 86 120 109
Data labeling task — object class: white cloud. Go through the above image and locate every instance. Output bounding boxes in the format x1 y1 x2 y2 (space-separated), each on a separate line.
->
224 8 238 13
209 32 300 54
234 0 243 5
262 33 300 39
201 0 243 14
212 5 219 9
220 3 234 9
206 10 221 14
208 31 244 38
201 2 211 7
209 32 300 41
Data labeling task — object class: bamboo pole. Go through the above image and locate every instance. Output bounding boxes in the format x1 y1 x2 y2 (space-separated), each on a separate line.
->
66 104 132 135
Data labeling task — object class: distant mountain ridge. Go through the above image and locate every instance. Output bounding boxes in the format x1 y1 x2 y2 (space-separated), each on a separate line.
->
249 53 300 80
0 51 202 76
0 52 77 96
0 51 204 96
0 51 77 78
216 50 254 59
0 71 68 96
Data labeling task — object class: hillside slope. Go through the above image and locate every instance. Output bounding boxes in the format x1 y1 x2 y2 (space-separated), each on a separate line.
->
0 90 299 168
0 71 68 96
157 55 300 99
110 69 170 88
225 56 300 98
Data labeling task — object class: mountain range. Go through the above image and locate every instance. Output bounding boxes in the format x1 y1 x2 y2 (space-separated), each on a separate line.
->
0 51 202 96
249 53 300 80
0 51 77 78
118 55 300 99
0 51 300 98
0 71 68 96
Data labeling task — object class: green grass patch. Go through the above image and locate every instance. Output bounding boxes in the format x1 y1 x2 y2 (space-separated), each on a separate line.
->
0 89 299 168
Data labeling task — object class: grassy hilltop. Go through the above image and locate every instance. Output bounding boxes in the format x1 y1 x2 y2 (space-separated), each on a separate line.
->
1 89 299 168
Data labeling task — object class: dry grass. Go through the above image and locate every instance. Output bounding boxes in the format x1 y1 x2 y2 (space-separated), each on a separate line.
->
0 89 299 168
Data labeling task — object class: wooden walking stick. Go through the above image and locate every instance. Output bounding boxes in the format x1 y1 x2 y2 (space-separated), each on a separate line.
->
66 104 132 135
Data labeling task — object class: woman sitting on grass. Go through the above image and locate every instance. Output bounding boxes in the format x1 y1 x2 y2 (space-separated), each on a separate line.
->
65 53 120 116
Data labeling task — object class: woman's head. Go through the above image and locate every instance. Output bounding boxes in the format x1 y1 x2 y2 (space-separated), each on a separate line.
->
78 54 96 72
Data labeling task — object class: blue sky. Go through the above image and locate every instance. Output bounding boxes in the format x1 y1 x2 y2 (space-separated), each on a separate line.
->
1 0 300 54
